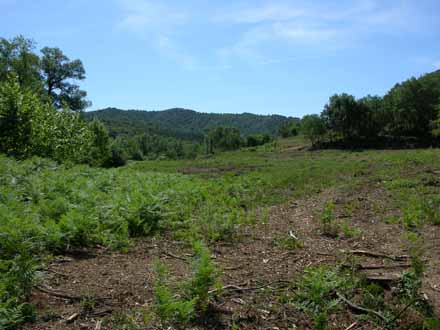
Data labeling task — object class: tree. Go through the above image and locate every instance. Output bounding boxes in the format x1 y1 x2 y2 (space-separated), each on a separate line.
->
382 77 439 139
301 115 327 146
279 120 299 138
206 127 242 152
0 74 34 156
88 119 112 166
40 47 90 111
0 36 42 91
357 95 383 137
321 94 369 141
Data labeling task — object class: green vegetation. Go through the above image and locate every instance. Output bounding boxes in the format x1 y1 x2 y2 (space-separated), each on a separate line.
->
0 35 89 111
83 107 291 141
153 241 220 326
293 266 356 330
320 201 339 237
290 70 440 148
1 142 440 328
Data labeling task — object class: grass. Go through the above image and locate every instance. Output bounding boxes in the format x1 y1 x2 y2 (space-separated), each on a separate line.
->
2 137 440 328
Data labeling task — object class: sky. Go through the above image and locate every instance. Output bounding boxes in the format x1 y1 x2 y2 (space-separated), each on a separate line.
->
1 0 440 117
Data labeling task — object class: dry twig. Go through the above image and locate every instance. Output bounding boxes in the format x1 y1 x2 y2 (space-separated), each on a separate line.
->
336 292 387 322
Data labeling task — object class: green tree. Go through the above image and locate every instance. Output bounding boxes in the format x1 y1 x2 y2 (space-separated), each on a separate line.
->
87 119 111 166
40 47 90 111
206 127 242 152
383 77 439 139
0 36 41 91
321 94 368 141
301 114 327 146
0 74 39 156
279 120 299 138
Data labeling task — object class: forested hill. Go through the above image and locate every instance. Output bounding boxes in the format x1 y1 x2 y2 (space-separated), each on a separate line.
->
83 108 293 140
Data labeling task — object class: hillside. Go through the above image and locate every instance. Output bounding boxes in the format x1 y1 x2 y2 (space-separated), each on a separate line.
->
83 107 293 140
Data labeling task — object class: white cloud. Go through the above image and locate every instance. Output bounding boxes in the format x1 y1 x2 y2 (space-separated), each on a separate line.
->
115 0 426 68
118 0 188 33
217 0 416 63
117 0 196 69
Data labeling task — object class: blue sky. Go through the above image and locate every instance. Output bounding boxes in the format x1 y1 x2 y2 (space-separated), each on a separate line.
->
1 0 440 117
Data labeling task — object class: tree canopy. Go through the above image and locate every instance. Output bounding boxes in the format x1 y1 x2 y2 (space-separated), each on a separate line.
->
0 35 90 111
299 70 440 148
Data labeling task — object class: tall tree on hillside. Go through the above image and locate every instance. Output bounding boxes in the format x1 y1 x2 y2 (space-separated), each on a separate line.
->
0 36 41 91
40 47 90 111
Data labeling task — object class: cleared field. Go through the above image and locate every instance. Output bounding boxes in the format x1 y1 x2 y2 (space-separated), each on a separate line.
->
2 138 440 329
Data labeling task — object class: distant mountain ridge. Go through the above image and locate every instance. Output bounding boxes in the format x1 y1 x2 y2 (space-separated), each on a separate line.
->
83 107 293 141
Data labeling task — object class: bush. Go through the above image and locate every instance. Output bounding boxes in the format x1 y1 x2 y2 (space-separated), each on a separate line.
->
320 201 339 237
105 142 127 167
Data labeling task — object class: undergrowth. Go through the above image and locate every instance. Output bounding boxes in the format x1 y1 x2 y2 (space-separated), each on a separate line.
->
152 241 220 326
0 156 249 328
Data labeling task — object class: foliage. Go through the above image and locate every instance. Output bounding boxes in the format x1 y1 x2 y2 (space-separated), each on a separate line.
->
322 93 369 141
0 35 90 111
0 155 256 324
311 70 440 148
87 119 112 167
0 74 91 162
320 201 339 237
278 119 300 138
274 233 303 250
0 35 41 92
246 133 272 147
153 242 219 325
205 126 242 153
83 107 290 141
294 266 353 330
300 114 327 146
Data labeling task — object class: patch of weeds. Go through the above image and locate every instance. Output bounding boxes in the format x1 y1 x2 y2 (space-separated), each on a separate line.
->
396 233 436 323
320 201 339 238
261 207 270 224
344 200 358 217
385 215 400 224
128 202 164 237
107 311 142 330
152 241 220 326
0 246 38 330
293 266 355 330
80 293 97 313
342 221 362 238
361 283 385 310
422 197 440 225
406 232 425 277
402 198 426 231
423 318 440 330
385 178 418 190
274 232 303 250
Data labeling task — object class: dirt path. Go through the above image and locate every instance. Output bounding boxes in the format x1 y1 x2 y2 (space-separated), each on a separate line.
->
25 187 439 330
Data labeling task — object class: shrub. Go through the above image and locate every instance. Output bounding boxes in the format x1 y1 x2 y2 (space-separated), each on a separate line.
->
320 201 339 237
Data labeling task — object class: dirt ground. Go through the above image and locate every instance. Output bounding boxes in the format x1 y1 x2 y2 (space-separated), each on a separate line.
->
24 184 440 330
